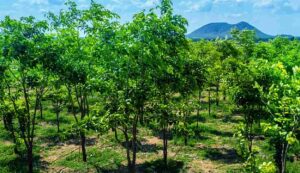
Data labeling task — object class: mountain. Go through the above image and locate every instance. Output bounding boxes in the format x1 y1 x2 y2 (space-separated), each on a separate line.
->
187 21 273 40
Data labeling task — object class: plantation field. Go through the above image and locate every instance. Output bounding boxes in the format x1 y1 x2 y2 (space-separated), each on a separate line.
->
1 92 299 172
1 0 300 173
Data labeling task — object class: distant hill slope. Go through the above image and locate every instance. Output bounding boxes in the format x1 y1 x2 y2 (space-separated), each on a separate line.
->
187 21 273 40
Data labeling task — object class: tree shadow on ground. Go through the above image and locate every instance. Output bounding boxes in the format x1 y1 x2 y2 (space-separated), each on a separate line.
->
187 115 207 123
38 129 79 146
94 166 126 173
195 125 233 138
204 147 242 164
207 129 234 137
222 115 243 123
153 131 173 140
195 134 210 140
40 135 97 148
66 137 97 146
0 154 44 173
93 159 185 173
139 159 185 173
121 140 160 153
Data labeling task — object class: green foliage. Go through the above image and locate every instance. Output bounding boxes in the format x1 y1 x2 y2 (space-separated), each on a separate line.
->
0 0 300 172
258 162 276 173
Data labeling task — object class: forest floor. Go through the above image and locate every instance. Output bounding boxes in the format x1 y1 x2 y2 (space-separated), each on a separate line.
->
0 95 299 173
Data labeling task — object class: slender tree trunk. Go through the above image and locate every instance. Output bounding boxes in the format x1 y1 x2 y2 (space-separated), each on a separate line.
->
208 88 211 116
162 94 169 168
75 87 88 163
123 127 133 173
3 116 8 130
80 131 87 162
40 100 43 119
114 126 119 142
216 84 219 107
184 108 188 146
196 108 199 130
197 90 201 134
27 144 33 173
223 89 226 101
163 124 168 167
279 143 289 173
11 129 20 155
248 119 253 154
67 85 78 123
56 111 60 133
139 106 144 126
131 115 138 173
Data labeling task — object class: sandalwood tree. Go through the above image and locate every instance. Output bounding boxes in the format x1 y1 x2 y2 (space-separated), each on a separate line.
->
152 0 188 167
0 16 48 173
47 0 118 162
258 63 300 173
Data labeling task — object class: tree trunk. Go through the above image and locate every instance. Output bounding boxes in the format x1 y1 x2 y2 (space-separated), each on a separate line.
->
279 143 289 173
184 109 188 146
197 90 201 135
114 127 119 142
27 145 33 173
196 109 199 130
139 106 144 126
208 88 211 116
123 128 133 173
80 131 87 162
163 125 168 167
216 84 219 107
162 95 168 168
131 115 138 173
56 111 60 133
12 131 20 155
40 100 43 119
248 118 253 154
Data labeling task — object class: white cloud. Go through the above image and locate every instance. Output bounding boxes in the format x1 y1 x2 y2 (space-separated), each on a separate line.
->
104 0 159 11
284 0 300 11
186 0 300 13
180 0 213 12
145 0 160 7
19 0 49 5
130 0 159 8
253 0 274 8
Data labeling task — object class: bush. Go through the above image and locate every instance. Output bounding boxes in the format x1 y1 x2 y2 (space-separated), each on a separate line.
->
258 162 276 173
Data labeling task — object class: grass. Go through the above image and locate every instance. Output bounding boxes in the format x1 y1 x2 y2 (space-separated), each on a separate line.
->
54 148 124 172
0 94 299 173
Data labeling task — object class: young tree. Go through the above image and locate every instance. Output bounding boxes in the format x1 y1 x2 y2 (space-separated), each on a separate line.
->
258 64 300 173
47 80 67 133
103 0 188 171
192 40 221 116
0 16 48 173
152 0 188 166
189 41 208 130
174 51 203 143
47 0 118 162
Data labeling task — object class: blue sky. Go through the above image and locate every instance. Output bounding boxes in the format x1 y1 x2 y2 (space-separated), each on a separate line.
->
1 0 300 36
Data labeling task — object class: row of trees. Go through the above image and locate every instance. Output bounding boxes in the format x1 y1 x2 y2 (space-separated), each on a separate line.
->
0 0 299 173
0 1 194 172
227 32 300 173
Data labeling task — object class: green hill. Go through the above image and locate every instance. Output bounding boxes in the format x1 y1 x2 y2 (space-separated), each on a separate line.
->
187 21 273 40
